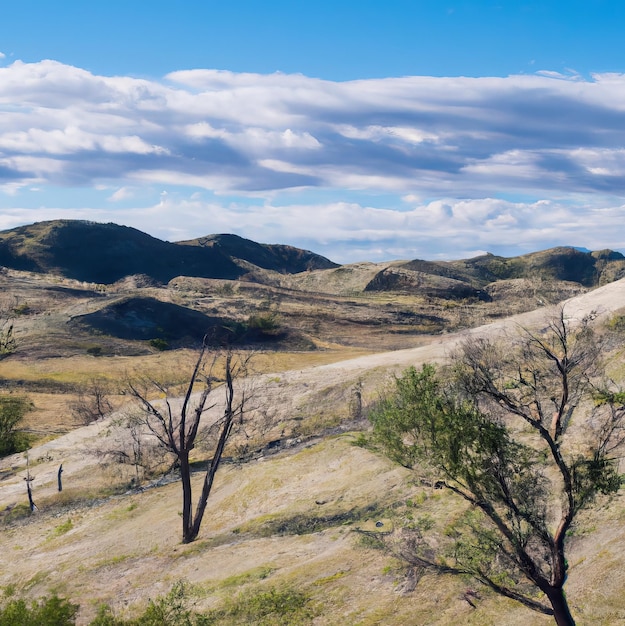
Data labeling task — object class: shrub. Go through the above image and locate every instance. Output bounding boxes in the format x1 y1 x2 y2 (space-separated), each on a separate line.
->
246 313 281 335
0 395 33 457
51 519 73 537
0 319 16 358
89 605 121 625
149 338 169 351
90 581 199 626
203 586 315 625
0 594 78 626
89 580 316 626
70 378 114 424
1 502 31 525
607 313 625 332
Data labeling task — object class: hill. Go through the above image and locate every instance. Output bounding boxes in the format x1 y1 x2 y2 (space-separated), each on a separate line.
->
0 220 244 284
0 220 335 284
178 233 339 273
1 221 624 297
364 247 625 298
1 220 624 360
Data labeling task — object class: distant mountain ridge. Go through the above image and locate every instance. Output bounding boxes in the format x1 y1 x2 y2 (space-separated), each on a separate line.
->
367 247 625 297
178 233 339 274
0 220 623 292
0 220 336 284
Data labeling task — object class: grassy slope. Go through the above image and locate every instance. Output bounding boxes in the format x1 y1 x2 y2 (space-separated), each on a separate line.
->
1 257 625 623
2 436 624 625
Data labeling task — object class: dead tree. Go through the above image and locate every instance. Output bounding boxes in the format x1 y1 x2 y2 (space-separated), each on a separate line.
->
127 344 252 543
0 301 17 359
70 378 114 424
24 456 37 512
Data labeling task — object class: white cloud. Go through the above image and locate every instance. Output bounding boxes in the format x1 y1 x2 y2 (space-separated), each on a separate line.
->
108 186 134 201
3 59 625 197
5 193 624 265
336 125 439 145
2 58 625 259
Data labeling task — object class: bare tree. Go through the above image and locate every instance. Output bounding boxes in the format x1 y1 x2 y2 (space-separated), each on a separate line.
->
369 308 625 625
96 409 164 486
24 455 37 512
127 343 252 543
70 378 114 424
0 302 17 359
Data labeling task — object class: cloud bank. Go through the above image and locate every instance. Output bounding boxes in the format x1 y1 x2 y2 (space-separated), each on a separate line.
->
1 59 624 262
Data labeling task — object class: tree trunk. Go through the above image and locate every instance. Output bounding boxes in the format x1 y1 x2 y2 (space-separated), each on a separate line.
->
179 453 194 544
26 480 36 512
545 586 575 626
189 410 234 541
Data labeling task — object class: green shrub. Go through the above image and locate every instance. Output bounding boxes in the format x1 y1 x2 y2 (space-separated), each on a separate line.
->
90 580 315 626
1 502 31 525
148 338 169 351
246 313 280 335
607 314 625 332
86 345 103 356
51 518 73 537
203 586 315 625
0 594 78 626
215 282 234 296
89 605 123 625
131 580 193 625
9 431 35 455
0 395 33 457
91 580 197 626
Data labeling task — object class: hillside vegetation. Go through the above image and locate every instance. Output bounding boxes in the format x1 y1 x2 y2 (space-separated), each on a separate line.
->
0 220 624 624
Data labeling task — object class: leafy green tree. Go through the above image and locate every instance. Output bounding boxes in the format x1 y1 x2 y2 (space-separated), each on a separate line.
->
0 395 32 456
369 310 624 626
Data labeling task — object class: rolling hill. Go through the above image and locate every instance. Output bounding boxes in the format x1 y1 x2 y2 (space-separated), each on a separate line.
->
178 233 339 273
1 221 624 296
0 221 625 623
0 220 335 284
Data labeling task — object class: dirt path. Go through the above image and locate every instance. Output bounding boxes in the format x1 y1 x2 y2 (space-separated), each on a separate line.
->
316 275 625 374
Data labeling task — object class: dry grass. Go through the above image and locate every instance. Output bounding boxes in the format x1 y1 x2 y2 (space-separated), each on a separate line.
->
0 347 372 440
1 270 625 624
2 434 624 625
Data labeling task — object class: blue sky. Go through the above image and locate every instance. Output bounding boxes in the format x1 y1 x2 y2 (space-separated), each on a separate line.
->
1 1 624 262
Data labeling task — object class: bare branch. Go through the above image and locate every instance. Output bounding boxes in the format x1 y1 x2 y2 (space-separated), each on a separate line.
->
124 347 254 543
